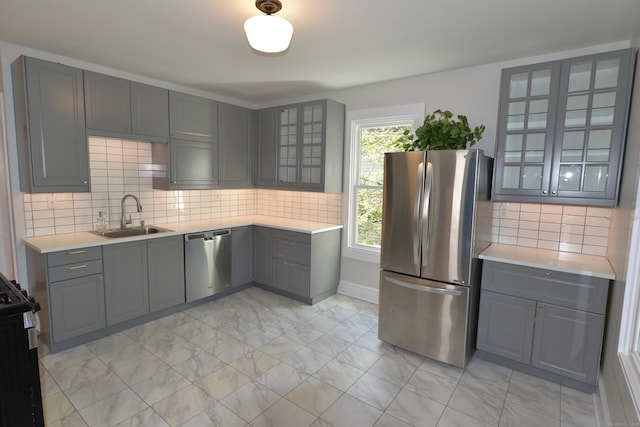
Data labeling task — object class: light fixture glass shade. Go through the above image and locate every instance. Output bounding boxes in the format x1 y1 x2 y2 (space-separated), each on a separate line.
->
244 14 293 53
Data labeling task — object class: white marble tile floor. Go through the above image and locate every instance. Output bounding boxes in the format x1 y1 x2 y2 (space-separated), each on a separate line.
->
38 287 598 427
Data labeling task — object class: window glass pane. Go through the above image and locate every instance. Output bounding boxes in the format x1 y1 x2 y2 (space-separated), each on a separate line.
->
502 166 521 189
313 104 323 121
568 62 592 92
356 188 383 247
507 101 526 130
591 92 616 126
595 58 620 89
531 69 552 96
303 106 312 122
561 131 585 162
504 134 523 162
522 166 543 189
584 165 608 192
509 73 528 98
558 164 582 191
527 99 548 129
524 134 545 162
587 129 612 162
565 95 589 127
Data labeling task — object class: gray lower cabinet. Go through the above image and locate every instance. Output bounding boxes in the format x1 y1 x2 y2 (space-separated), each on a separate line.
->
104 236 185 325
103 241 149 326
232 226 254 286
148 236 185 312
254 227 341 304
219 103 255 188
254 227 272 285
477 260 609 389
46 247 105 344
12 56 89 193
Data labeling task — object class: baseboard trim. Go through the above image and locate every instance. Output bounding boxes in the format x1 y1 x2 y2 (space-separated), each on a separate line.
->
337 280 379 304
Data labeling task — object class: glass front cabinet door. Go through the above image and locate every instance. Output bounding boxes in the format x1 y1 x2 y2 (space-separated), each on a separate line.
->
493 48 636 206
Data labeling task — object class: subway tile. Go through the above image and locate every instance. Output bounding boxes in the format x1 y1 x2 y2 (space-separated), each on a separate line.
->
517 229 538 239
560 233 583 244
582 235 607 247
559 242 582 253
586 207 611 218
563 206 587 216
582 245 607 256
516 238 537 248
520 203 541 213
538 231 560 242
584 226 609 237
585 216 610 228
540 213 562 223
561 224 585 235
537 240 560 251
540 205 563 214
562 215 586 226
519 220 539 231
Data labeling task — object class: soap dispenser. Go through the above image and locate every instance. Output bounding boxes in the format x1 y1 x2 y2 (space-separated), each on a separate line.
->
96 211 107 232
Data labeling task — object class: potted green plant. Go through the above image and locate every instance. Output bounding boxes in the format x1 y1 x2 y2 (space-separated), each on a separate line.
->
396 109 485 151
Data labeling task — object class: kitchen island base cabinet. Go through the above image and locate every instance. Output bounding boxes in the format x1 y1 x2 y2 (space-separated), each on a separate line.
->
477 260 609 392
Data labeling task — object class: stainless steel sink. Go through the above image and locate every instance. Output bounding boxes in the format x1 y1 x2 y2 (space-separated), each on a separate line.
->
91 225 170 238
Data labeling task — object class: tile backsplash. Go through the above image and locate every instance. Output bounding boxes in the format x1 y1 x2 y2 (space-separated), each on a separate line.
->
22 137 611 257
22 137 342 237
491 201 611 256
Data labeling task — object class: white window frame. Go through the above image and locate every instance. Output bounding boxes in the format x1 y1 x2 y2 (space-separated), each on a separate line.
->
342 103 425 264
617 174 640 418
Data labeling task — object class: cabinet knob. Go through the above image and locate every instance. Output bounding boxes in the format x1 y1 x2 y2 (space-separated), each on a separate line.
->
83 180 88 185
542 190 547 195
551 191 557 195
172 181 177 184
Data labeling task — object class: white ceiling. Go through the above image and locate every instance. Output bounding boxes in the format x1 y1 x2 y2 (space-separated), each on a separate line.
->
1 0 639 105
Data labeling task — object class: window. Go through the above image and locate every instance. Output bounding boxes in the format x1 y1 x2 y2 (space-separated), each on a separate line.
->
343 104 424 263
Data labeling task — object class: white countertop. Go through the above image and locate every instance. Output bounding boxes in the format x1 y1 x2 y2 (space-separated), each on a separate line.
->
23 215 343 254
479 244 615 280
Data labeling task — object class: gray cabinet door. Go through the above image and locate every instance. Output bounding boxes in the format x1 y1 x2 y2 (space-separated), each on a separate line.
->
84 71 131 134
169 138 219 188
169 91 218 143
493 48 635 206
477 291 536 364
257 107 278 187
531 303 604 384
254 227 271 285
272 259 310 296
232 226 254 286
219 103 254 187
12 56 89 192
49 274 106 342
103 241 149 325
131 82 169 139
147 236 185 312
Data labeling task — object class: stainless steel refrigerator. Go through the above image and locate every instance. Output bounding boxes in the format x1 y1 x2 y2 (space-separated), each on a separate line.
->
378 149 493 368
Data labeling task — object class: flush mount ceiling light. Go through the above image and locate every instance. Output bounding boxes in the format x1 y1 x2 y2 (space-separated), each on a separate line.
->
244 0 293 53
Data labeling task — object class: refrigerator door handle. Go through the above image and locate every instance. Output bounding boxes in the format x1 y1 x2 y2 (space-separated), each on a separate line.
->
421 161 434 262
415 161 425 266
386 277 463 297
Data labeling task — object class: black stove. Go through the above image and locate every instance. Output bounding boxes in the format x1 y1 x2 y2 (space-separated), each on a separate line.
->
0 272 44 427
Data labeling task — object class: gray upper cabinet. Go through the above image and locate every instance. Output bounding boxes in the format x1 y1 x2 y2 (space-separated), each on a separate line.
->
169 91 218 143
219 103 255 188
493 48 636 206
258 99 345 192
12 56 90 193
84 71 169 141
257 107 278 187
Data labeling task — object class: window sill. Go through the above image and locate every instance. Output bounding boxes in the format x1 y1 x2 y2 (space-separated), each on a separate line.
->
342 246 380 264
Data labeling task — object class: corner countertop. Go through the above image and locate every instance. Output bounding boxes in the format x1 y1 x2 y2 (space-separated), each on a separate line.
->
23 215 343 254
479 243 615 280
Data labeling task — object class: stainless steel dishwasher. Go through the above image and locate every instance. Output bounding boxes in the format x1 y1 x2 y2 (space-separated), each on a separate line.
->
184 229 231 302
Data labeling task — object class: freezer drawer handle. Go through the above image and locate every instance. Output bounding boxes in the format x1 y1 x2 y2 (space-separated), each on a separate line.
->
386 277 463 296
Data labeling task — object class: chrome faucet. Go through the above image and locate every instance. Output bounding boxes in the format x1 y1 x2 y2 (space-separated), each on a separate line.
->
120 194 143 229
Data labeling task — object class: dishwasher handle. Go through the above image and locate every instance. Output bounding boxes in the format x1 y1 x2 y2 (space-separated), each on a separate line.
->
185 229 231 241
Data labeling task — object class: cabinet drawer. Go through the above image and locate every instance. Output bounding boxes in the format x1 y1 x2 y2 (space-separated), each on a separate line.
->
272 258 310 296
47 247 102 267
48 259 103 283
481 261 609 314
271 229 310 244
272 238 310 264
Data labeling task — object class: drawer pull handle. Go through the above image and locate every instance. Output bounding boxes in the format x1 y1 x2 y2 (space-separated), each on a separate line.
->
66 264 88 270
527 268 551 276
66 249 87 255
283 261 296 268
